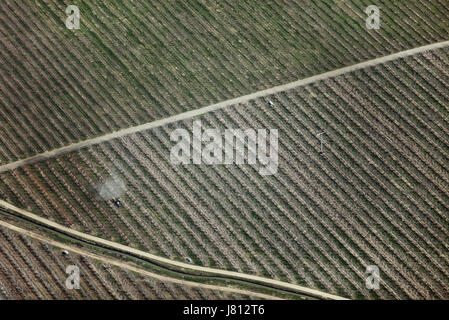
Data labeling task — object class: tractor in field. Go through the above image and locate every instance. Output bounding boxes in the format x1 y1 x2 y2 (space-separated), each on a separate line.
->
112 198 122 208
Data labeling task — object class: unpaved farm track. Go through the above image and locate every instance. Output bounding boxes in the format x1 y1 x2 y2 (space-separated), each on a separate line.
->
0 40 448 173
0 200 347 300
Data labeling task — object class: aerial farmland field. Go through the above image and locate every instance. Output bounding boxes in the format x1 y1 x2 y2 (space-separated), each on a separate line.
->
1 0 448 162
0 0 448 309
1 46 447 300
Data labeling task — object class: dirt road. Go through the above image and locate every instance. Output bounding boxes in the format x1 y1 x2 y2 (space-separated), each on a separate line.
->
0 200 347 300
0 40 448 173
